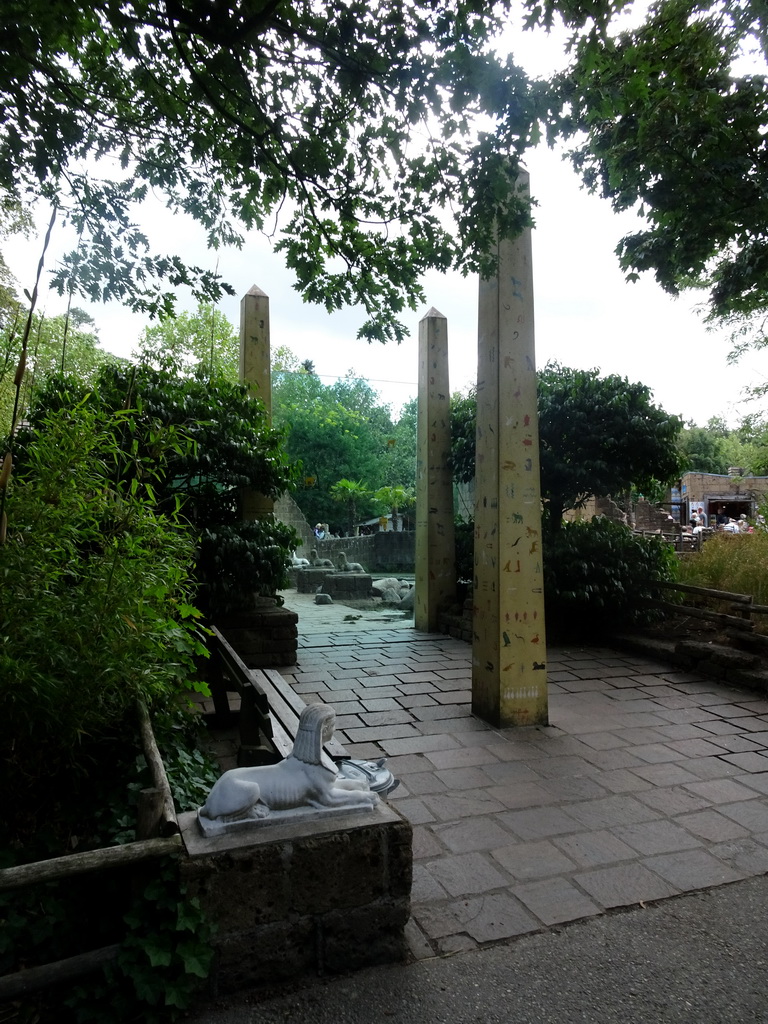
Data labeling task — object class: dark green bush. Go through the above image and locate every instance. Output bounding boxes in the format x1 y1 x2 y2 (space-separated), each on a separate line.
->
543 516 676 639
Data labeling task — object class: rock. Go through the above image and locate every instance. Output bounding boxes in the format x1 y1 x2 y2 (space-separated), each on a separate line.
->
315 593 333 605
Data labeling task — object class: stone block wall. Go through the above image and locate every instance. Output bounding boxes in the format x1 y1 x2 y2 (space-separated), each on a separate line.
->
178 805 412 995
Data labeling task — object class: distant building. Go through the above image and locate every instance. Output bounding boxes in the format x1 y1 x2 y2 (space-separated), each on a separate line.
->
675 470 768 524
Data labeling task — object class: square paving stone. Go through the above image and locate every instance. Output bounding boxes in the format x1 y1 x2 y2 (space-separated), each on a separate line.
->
435 817 514 854
436 766 496 790
720 753 768 774
629 743 683 764
642 849 742 891
707 735 764 753
411 863 449 901
629 764 702 786
614 819 702 855
683 756 747 780
717 799 768 832
666 738 733 758
481 761 543 785
422 851 510 897
513 877 602 926
422 792 507 821
577 732 629 751
398 694 438 708
710 837 768 874
676 809 750 843
485 782 556 809
412 825 446 860
393 798 436 825
498 806 582 840
525 756 599 779
452 892 541 943
381 734 463 756
736 772 768 796
401 771 447 796
579 749 648 771
425 746 501 770
491 839 576 880
634 786 710 816
538 776 610 801
553 829 637 867
597 769 653 794
574 863 679 908
682 778 759 804
417 716 484 735
565 795 658 830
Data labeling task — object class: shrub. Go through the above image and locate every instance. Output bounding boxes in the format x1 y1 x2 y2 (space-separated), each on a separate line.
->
0 403 208 845
677 531 768 602
543 517 676 640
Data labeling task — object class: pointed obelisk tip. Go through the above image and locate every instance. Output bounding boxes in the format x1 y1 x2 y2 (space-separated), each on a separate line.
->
244 285 268 297
422 306 447 320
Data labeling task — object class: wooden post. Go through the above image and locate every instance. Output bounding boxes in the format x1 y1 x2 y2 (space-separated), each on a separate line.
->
415 308 456 631
471 170 548 728
239 285 273 520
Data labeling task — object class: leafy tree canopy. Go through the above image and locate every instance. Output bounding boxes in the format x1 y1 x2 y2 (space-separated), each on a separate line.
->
556 0 768 346
678 413 768 475
451 363 685 528
272 353 417 528
1 307 118 436
1 0 554 344
135 301 239 379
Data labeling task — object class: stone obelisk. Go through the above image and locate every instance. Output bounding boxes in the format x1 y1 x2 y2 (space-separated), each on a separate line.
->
415 307 456 631
239 285 273 520
471 171 548 728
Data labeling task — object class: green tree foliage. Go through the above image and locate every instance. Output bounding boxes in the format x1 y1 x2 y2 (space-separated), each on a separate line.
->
330 478 372 535
450 364 684 529
135 301 239 379
272 361 399 528
678 414 768 475
1 308 116 435
25 363 299 613
385 397 418 490
538 364 683 528
1 0 546 342
374 485 416 530
556 0 768 346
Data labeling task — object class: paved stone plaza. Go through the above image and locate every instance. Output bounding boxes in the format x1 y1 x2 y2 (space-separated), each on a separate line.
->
279 590 768 959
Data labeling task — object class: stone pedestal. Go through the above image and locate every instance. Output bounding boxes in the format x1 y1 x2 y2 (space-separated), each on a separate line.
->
178 804 412 994
218 606 298 667
323 573 373 601
296 568 334 594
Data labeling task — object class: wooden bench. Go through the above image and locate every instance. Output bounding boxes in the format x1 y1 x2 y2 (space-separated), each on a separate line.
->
206 626 346 773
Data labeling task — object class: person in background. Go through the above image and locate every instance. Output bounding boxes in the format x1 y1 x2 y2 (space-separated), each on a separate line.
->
696 506 708 527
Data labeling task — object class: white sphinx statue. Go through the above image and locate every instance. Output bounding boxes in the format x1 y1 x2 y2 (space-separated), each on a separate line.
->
197 704 378 837
308 548 334 568
336 552 365 572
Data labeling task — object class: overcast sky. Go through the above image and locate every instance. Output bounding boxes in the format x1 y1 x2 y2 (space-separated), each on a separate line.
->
6 13 766 427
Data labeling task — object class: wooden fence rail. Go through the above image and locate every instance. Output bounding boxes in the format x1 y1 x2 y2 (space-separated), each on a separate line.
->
645 580 768 647
0 703 180 1002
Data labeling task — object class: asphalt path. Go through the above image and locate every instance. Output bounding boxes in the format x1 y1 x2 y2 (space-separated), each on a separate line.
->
185 875 768 1024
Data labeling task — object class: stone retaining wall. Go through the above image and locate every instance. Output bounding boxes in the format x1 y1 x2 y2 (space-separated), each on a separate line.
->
179 805 412 995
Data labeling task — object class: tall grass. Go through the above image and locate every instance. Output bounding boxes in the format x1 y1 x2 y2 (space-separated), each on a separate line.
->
677 532 768 602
